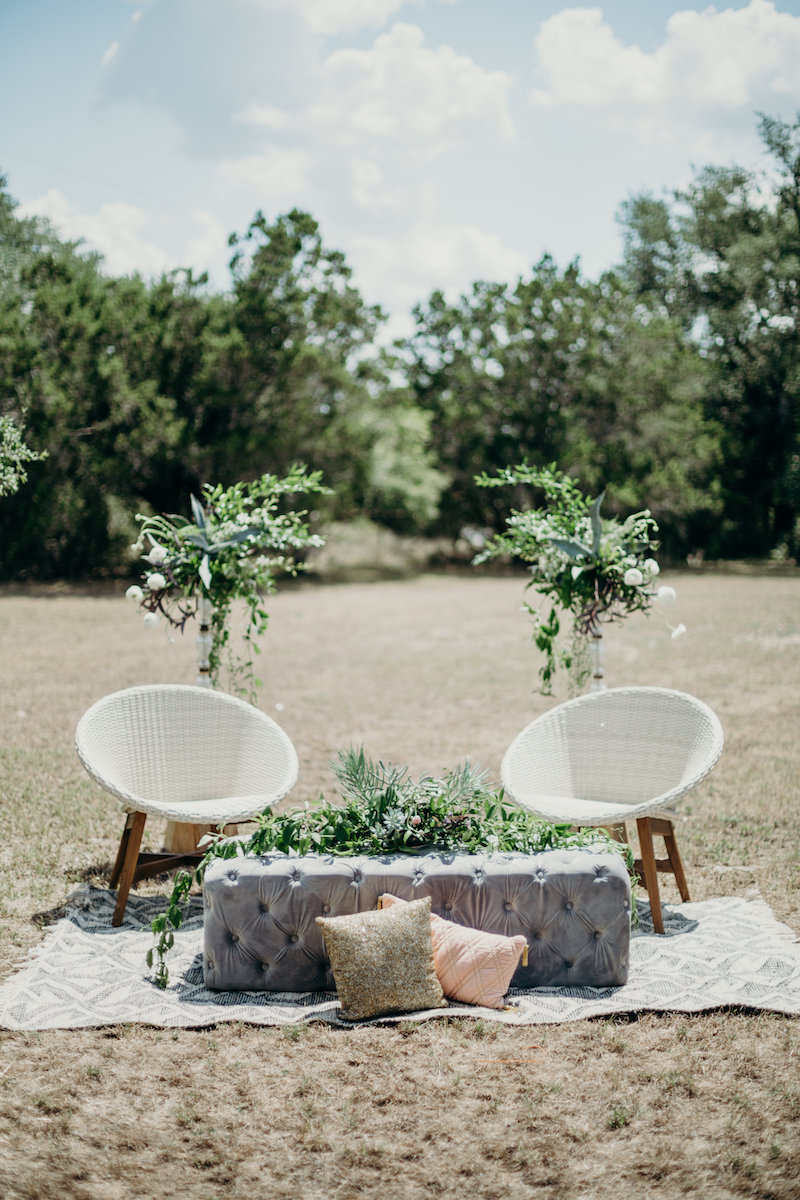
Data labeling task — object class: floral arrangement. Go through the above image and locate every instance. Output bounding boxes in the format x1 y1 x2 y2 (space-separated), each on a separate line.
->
474 463 682 692
148 745 633 987
126 465 329 699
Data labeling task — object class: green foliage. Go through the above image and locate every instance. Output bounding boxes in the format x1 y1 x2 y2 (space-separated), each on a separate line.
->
0 414 46 498
2 109 800 572
475 464 661 691
401 261 719 551
149 745 634 987
128 466 329 698
618 112 800 558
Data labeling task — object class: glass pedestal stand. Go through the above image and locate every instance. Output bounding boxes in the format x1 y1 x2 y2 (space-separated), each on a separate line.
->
163 595 220 853
589 629 606 691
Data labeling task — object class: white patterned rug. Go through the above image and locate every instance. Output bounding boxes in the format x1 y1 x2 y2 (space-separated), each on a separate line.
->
1 886 799 1030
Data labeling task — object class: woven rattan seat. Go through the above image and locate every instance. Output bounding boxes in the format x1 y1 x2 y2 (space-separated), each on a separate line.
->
76 684 298 925
501 687 724 932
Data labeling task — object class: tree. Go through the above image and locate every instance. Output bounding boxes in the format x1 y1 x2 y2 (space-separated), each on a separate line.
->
618 113 800 557
0 180 192 577
402 259 720 553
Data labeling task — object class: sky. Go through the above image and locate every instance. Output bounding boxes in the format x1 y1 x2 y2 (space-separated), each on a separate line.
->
2 0 800 337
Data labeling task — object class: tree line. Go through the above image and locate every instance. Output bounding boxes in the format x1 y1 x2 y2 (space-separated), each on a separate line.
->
1 112 798 579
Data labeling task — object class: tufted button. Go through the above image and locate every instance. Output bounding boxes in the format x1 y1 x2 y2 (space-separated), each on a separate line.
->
564 960 573 969
230 932 239 943
352 870 363 884
322 904 331 914
593 930 603 940
504 901 513 912
532 932 542 941
444 904 452 914
289 934 299 943
261 962 269 970
259 902 269 914
226 869 239 881
565 901 574 911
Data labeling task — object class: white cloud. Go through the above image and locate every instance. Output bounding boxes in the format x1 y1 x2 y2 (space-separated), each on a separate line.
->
217 145 313 204
531 0 800 150
311 23 514 154
350 221 528 336
349 157 395 209
184 211 232 289
233 103 293 131
300 0 420 37
253 0 421 37
19 191 171 278
102 40 120 67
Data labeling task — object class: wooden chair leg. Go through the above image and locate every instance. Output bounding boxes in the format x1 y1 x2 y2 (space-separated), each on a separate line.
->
636 817 664 934
650 816 691 902
112 811 147 927
110 812 139 887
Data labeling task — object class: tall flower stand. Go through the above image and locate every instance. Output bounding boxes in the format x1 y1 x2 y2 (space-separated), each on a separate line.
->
589 628 606 691
163 597 222 854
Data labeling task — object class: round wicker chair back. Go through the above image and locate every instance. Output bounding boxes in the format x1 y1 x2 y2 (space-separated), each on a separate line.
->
75 684 299 925
501 687 724 933
501 686 723 828
76 683 298 823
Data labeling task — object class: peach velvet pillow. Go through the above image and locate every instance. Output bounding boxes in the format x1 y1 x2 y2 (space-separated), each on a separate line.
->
380 893 527 1010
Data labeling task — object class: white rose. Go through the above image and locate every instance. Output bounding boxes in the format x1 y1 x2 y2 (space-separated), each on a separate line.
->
145 543 168 565
143 612 160 628
643 558 660 576
125 585 144 602
623 567 644 587
656 585 677 606
146 572 167 591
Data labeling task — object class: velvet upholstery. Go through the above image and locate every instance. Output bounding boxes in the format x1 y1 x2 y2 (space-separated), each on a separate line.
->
202 849 631 994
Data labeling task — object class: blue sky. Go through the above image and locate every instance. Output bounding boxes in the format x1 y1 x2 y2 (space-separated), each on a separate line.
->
3 0 800 336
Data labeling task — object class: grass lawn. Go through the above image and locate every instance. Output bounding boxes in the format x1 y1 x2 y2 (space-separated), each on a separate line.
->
0 569 798 1199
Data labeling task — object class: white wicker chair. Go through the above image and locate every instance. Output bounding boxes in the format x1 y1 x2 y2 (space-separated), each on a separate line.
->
76 684 299 926
501 687 724 933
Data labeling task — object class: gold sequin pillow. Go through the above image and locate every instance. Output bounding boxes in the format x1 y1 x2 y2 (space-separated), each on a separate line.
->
316 896 446 1021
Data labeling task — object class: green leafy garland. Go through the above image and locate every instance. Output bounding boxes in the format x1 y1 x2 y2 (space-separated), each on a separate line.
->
148 746 635 988
475 463 661 692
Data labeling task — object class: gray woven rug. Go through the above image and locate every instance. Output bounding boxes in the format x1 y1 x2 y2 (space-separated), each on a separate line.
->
1 885 799 1030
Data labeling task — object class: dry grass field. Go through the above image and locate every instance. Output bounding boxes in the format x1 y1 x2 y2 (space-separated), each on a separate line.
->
1 569 799 1199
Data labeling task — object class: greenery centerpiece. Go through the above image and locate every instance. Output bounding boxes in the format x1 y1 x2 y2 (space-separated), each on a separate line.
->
474 463 680 693
148 746 634 987
126 465 329 699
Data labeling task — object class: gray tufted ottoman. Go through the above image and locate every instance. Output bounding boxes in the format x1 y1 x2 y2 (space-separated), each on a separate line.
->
202 849 632 994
